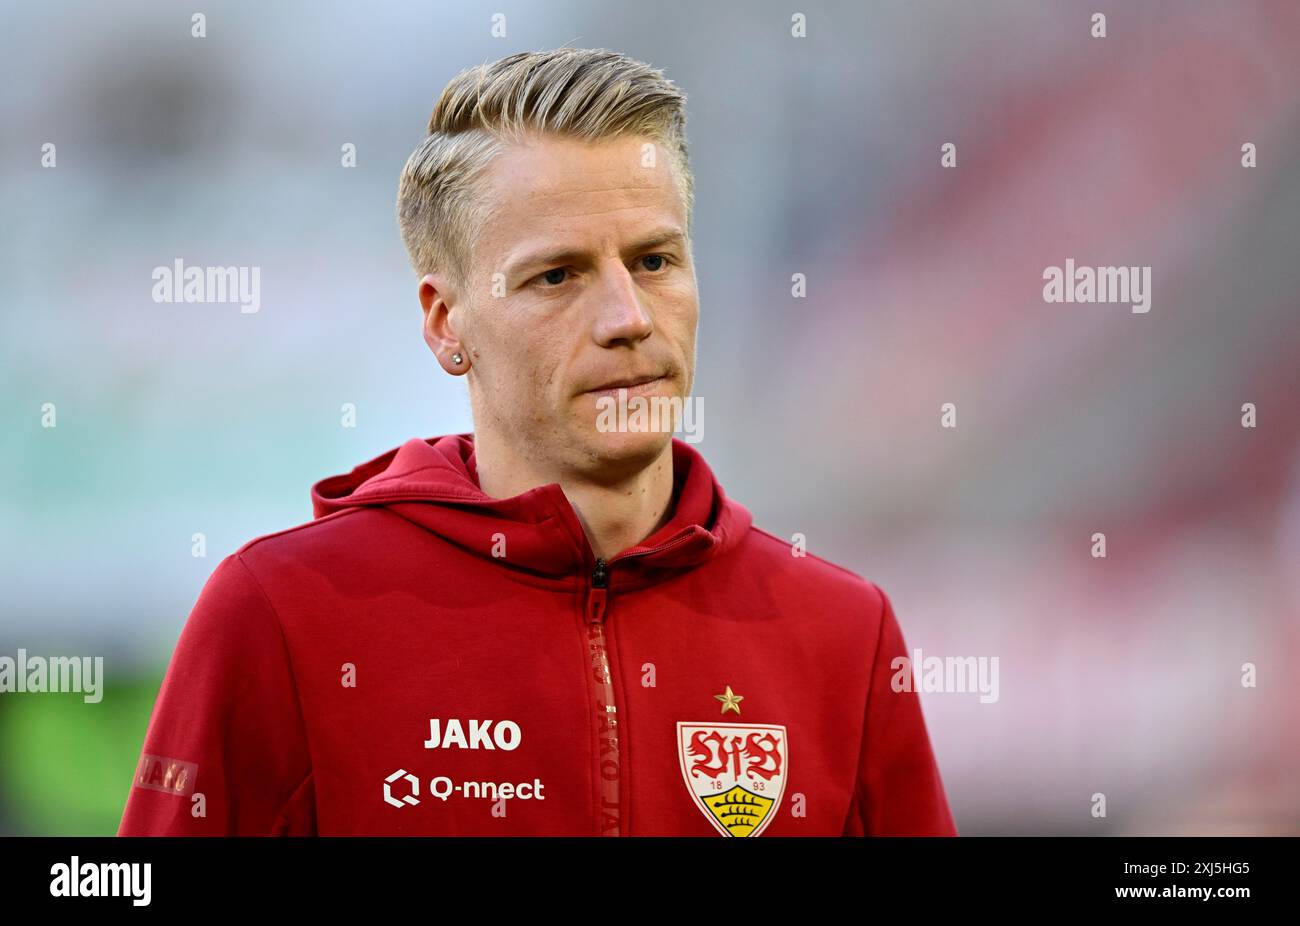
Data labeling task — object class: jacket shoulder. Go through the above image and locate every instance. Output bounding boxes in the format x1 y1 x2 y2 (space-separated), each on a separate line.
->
739 524 888 613
230 507 406 573
743 524 882 587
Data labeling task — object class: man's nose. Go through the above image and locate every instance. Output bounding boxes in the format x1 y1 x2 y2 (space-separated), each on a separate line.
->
591 262 654 347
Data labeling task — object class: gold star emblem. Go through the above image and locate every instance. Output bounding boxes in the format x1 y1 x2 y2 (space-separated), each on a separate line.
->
714 685 744 715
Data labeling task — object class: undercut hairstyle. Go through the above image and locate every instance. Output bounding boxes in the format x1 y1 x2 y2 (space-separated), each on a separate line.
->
396 47 693 293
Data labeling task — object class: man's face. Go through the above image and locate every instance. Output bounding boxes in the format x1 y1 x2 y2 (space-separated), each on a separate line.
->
452 132 698 479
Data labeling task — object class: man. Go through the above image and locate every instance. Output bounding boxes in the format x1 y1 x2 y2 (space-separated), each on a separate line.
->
118 48 956 837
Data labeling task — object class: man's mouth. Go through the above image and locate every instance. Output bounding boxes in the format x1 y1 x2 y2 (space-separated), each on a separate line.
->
584 373 667 395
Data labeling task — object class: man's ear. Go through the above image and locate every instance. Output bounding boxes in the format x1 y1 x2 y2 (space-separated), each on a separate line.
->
419 273 468 375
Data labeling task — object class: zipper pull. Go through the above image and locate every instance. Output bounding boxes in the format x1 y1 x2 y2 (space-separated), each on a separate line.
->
587 558 609 623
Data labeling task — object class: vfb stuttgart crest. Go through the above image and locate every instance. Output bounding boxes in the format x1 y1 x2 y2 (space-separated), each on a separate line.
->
677 722 787 836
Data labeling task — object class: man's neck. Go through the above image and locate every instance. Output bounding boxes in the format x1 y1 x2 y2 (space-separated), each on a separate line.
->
473 433 676 561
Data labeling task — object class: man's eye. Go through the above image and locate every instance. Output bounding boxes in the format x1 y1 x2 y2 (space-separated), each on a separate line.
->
537 267 569 286
640 254 668 272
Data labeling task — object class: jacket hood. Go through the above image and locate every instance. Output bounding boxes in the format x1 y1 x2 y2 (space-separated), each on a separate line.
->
310 433 753 583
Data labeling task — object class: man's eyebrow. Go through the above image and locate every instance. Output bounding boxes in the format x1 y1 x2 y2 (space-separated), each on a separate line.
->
504 228 687 277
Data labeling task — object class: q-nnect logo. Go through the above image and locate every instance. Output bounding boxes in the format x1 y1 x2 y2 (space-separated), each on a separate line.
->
384 769 421 808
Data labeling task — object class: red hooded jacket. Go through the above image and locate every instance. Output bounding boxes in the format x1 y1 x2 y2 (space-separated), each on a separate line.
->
118 433 957 836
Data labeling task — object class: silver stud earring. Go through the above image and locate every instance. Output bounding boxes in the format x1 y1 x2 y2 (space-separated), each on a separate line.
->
451 352 463 365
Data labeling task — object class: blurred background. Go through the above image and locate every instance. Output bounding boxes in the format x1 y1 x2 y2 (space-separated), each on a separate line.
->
1 0 1297 835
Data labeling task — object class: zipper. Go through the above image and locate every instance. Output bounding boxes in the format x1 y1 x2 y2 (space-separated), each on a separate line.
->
585 557 620 835
582 532 698 836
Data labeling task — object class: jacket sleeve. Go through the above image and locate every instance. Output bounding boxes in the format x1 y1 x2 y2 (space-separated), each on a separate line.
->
117 552 315 835
844 584 958 836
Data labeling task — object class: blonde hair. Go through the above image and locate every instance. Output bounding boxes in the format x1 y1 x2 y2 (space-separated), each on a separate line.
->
397 48 692 292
